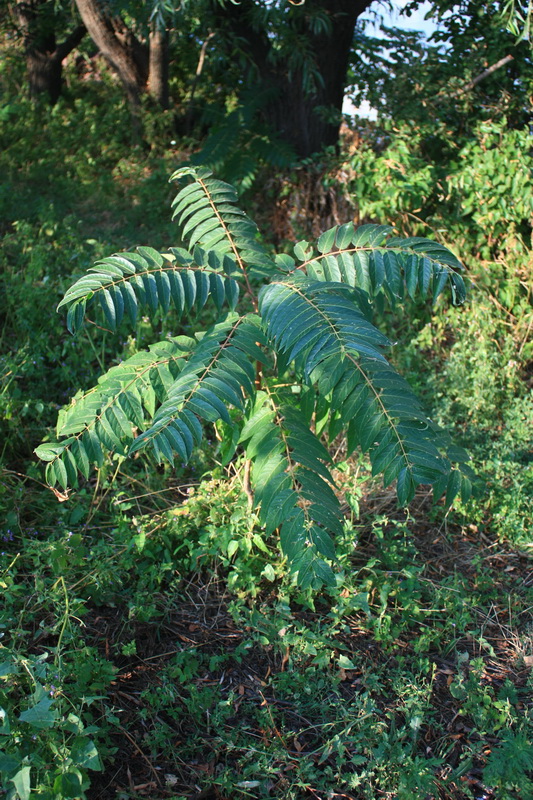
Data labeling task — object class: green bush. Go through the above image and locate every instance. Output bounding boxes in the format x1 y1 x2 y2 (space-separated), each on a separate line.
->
347 115 533 548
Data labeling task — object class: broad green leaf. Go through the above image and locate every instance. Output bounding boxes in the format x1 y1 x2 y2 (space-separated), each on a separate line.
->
0 750 20 773
52 770 86 799
317 226 337 254
10 766 31 800
19 697 56 729
70 737 103 771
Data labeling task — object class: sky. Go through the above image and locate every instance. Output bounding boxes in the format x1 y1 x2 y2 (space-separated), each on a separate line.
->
380 0 438 36
361 0 440 39
343 0 440 118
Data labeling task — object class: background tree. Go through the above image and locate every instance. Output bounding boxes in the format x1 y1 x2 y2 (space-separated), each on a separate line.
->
8 0 86 104
74 0 175 130
6 0 531 158
209 0 374 158
349 0 532 134
344 0 532 243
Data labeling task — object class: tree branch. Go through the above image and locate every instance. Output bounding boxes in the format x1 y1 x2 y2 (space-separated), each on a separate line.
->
54 24 87 63
186 30 215 131
449 54 514 97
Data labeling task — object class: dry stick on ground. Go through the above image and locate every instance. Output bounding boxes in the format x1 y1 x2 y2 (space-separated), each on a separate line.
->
117 725 162 787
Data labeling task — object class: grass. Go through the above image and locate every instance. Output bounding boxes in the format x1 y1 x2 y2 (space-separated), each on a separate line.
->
1 81 532 800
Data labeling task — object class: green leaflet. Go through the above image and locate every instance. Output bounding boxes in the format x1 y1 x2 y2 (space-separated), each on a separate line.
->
58 249 240 333
240 393 340 585
129 314 267 466
289 222 466 308
170 166 276 279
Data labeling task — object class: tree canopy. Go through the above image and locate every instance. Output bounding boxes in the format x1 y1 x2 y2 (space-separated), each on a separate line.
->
2 0 531 158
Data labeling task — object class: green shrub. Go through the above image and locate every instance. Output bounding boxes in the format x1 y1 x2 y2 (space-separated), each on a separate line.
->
347 115 533 548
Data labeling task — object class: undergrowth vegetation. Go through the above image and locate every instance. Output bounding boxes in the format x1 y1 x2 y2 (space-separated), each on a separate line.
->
1 70 532 800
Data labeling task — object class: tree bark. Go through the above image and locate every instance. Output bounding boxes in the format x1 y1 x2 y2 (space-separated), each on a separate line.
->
14 1 86 105
216 0 372 158
148 26 169 109
74 0 148 135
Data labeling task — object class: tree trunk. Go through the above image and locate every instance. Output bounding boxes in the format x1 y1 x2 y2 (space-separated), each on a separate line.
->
14 1 86 105
26 47 63 103
148 27 169 109
74 0 148 136
217 0 372 158
271 0 370 156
